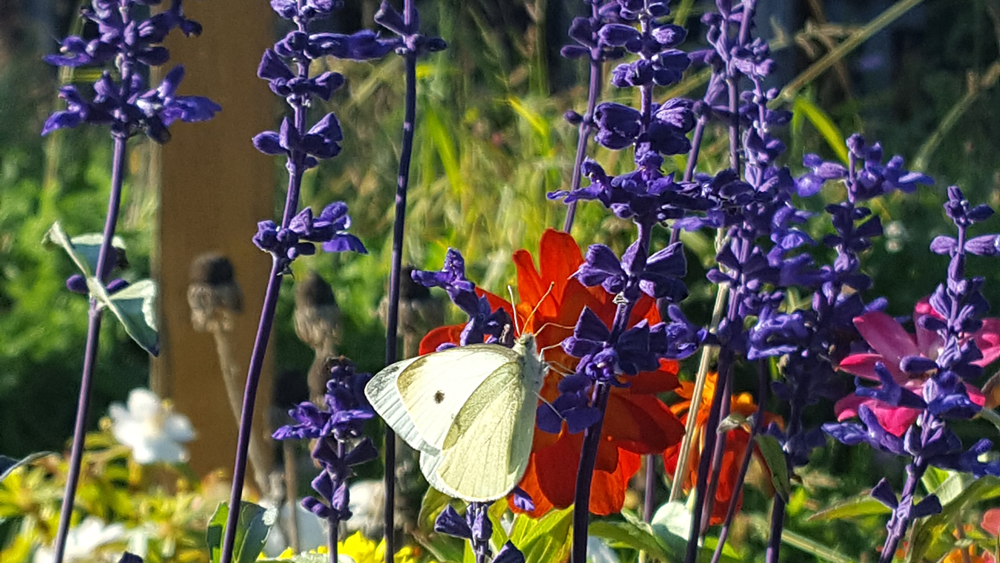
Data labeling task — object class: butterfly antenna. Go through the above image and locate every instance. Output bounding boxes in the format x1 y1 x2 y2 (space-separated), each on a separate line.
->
545 360 574 377
507 285 520 336
521 282 556 333
534 321 576 342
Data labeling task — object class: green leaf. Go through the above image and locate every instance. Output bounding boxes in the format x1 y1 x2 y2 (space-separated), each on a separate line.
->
487 499 509 551
206 501 275 563
649 502 742 563
809 491 891 522
792 95 849 164
589 519 670 561
0 452 52 482
920 466 953 496
43 222 93 277
718 413 750 433
755 434 791 503
978 407 1000 437
907 476 1000 562
43 222 126 277
780 529 856 563
417 487 453 531
509 507 573 563
88 278 159 356
70 232 126 272
412 489 464 562
923 470 969 506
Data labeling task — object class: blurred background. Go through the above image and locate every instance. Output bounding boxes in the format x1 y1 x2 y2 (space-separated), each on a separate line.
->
1 0 1000 552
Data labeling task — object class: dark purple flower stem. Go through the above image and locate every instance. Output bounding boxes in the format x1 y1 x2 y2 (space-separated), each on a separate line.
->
329 440 347 563
711 360 769 563
643 453 656 522
572 219 654 563
685 6 757 557
563 2 603 233
700 375 731 530
220 262 283 563
880 460 925 563
220 18 312 563
381 2 419 560
687 238 748 563
684 355 732 563
683 117 709 183
765 376 809 562
52 132 128 563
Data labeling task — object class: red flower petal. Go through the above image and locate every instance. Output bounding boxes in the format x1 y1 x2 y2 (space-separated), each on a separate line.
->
854 311 920 376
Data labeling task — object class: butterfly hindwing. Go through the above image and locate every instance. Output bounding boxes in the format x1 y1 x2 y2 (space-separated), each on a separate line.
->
366 344 518 454
432 361 537 501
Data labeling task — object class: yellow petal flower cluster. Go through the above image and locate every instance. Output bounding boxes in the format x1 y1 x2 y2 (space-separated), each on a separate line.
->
275 532 429 563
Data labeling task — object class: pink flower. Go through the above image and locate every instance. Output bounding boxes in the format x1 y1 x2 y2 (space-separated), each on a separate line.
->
834 299 1000 436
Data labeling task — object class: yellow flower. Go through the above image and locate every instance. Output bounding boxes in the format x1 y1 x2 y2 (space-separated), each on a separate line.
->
272 533 428 563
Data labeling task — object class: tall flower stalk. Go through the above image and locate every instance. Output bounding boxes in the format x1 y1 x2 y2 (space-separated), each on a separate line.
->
273 358 378 563
219 1 381 561
824 185 1000 562
42 3 219 563
746 134 930 562
548 1 707 558
560 0 623 233
369 1 445 560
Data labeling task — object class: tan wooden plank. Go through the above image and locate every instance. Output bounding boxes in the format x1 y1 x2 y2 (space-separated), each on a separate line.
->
152 0 276 488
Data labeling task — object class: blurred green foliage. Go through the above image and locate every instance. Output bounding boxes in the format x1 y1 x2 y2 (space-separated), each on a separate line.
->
0 424 216 563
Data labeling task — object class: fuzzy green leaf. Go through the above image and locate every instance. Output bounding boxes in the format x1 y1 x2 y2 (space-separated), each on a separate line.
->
88 278 159 356
755 434 791 503
809 492 892 522
206 501 275 563
907 476 1000 562
510 506 573 563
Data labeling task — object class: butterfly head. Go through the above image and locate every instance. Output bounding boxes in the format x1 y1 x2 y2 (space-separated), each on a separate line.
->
513 332 547 389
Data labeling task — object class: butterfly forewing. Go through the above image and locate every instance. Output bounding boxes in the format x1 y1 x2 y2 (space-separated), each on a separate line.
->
366 344 518 454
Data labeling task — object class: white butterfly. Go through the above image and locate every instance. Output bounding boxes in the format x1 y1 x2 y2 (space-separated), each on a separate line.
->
364 333 547 502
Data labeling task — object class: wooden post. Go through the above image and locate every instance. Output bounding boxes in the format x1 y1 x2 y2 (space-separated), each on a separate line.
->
152 1 276 487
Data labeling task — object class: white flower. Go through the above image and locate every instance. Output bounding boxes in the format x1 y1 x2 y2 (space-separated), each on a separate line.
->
262 501 327 557
109 388 195 464
346 480 384 537
34 516 125 563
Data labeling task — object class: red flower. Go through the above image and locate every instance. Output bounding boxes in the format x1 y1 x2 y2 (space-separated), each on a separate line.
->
662 373 779 524
835 298 1000 436
419 229 684 516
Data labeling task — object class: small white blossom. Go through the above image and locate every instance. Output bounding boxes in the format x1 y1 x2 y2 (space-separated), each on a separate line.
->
34 516 125 563
109 388 195 464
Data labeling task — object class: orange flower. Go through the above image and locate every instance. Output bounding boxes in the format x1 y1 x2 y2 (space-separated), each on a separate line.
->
943 547 995 563
663 373 779 524
419 229 684 516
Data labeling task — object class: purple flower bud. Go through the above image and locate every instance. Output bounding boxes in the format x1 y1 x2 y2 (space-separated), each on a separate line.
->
493 543 526 563
870 478 898 508
598 24 642 50
511 487 534 512
66 274 89 294
434 505 472 539
965 234 1000 256
930 235 957 255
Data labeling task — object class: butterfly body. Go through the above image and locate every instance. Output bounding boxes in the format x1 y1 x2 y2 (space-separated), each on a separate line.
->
365 333 546 502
